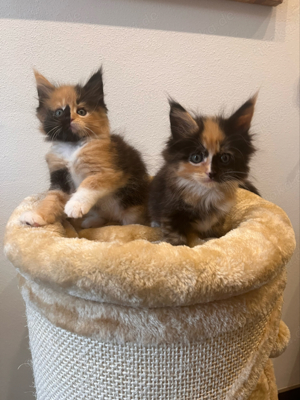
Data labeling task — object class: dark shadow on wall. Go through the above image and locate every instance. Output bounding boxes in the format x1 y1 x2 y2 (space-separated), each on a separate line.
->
0 0 287 41
0 278 35 400
7 332 35 400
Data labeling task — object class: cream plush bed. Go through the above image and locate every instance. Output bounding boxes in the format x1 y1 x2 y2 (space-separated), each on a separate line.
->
4 189 296 400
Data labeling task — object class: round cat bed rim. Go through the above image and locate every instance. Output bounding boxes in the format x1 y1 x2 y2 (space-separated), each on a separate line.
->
4 189 296 309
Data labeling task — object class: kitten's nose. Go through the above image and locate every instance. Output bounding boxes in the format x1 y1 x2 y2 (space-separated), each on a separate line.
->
207 172 216 180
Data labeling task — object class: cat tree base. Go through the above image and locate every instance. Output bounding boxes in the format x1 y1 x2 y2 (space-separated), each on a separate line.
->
25 302 279 400
4 190 295 399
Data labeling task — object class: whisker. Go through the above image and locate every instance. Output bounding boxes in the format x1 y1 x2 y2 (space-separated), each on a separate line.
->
52 127 61 140
83 126 97 138
46 126 60 137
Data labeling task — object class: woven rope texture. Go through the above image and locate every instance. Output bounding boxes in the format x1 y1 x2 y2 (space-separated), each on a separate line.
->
26 303 268 400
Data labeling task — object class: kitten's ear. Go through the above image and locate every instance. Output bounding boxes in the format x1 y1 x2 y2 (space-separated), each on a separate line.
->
81 67 107 110
228 93 257 132
34 70 55 101
169 100 198 138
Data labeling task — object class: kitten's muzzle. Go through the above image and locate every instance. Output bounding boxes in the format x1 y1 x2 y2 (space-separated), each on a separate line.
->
206 172 217 180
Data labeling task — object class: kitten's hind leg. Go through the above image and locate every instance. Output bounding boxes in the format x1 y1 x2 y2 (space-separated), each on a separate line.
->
186 231 206 248
20 190 69 227
160 218 187 246
122 205 148 226
81 211 106 229
20 211 48 227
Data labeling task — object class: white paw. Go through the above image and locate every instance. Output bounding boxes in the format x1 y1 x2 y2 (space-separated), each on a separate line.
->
20 211 47 227
64 198 91 219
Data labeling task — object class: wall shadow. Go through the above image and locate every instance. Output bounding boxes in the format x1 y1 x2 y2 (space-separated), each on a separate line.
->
7 332 35 400
0 0 287 41
0 278 35 400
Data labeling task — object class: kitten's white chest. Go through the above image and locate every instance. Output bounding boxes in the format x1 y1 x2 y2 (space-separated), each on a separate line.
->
51 142 82 162
50 142 85 188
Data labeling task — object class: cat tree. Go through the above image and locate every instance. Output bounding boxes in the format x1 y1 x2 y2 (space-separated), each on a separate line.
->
4 189 295 400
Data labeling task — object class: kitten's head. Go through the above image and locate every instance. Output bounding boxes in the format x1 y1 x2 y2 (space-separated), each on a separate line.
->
164 95 257 189
34 68 109 142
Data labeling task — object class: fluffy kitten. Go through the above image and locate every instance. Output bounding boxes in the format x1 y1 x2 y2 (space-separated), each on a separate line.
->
149 96 259 246
21 68 149 228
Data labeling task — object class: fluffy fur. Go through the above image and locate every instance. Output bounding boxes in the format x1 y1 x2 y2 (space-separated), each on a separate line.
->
5 189 295 308
21 68 149 228
269 320 291 358
149 96 260 246
19 271 285 344
4 188 295 399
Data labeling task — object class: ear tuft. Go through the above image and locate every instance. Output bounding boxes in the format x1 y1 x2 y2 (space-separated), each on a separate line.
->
33 69 55 102
80 66 107 110
228 93 258 132
169 99 187 113
34 70 55 101
169 99 198 138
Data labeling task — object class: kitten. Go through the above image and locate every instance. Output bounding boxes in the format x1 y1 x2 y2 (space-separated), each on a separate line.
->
149 96 259 246
21 68 149 228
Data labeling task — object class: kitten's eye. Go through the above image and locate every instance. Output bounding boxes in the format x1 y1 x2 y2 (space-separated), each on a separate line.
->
189 153 204 164
221 153 231 164
77 108 87 116
54 109 63 117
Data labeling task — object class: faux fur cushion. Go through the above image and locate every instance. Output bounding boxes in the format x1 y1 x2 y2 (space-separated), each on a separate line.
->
248 360 278 400
269 320 291 358
4 189 296 400
4 189 295 308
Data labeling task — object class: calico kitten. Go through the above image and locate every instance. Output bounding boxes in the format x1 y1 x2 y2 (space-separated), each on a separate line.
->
149 96 259 246
21 68 149 228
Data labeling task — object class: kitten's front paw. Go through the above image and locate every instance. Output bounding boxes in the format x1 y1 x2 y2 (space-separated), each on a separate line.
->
64 198 91 219
20 211 47 227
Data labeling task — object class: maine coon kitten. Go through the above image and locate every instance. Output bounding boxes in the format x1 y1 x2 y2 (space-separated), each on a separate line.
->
149 96 260 246
21 68 149 228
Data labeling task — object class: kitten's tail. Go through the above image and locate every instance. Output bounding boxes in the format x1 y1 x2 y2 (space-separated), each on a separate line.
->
239 180 261 197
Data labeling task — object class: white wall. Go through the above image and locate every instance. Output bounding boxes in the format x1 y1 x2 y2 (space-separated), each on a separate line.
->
0 0 299 398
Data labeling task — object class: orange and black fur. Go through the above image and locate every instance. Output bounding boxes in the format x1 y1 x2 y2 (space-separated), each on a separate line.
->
21 68 149 228
149 96 260 246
